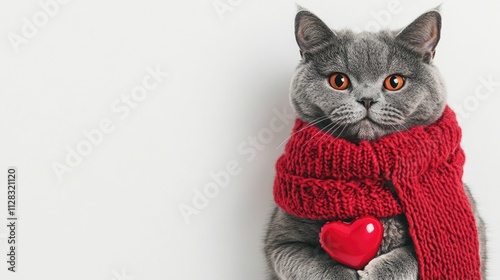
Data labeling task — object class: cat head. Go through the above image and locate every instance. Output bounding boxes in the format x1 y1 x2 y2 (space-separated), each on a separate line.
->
290 9 446 141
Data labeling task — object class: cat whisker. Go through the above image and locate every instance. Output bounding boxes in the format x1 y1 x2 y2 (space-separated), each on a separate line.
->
398 123 411 133
275 115 330 150
315 121 343 144
389 123 417 143
390 124 408 139
335 124 348 140
304 121 339 146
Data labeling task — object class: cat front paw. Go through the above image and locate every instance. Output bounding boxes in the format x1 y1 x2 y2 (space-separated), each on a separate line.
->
358 258 385 280
357 257 386 280
330 267 359 280
357 253 418 280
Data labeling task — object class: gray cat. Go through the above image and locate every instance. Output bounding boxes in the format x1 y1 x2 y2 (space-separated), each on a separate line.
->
264 9 487 280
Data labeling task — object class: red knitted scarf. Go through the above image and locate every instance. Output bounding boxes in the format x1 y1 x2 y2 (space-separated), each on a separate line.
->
273 106 481 279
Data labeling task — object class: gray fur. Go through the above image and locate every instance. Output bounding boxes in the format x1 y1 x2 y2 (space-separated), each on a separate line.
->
264 9 487 279
290 10 445 142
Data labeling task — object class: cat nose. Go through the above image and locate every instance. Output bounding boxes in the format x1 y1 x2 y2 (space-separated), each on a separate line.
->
357 98 376 110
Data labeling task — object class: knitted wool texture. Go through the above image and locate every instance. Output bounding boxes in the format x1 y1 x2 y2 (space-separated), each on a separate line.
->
273 106 481 279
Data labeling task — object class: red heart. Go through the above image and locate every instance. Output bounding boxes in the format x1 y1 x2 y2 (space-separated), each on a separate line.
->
319 216 383 270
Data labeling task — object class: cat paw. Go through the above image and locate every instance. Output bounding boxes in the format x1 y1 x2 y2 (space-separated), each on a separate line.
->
357 254 418 280
326 266 359 280
357 256 392 280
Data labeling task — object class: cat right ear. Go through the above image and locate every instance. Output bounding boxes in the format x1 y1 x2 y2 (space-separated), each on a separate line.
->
395 10 441 63
295 10 337 58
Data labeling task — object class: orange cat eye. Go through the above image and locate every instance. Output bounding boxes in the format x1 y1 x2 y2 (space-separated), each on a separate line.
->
329 73 349 90
384 75 405 91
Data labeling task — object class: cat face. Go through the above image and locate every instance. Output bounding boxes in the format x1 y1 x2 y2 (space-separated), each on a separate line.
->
291 10 446 141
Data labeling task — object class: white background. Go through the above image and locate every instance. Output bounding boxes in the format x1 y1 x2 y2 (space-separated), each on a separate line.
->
0 0 499 279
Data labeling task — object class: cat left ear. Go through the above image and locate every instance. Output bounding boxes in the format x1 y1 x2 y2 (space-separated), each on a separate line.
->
295 10 337 58
396 11 441 63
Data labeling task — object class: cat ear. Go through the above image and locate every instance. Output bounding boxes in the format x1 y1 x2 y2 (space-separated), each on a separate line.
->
295 10 337 57
396 11 441 62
